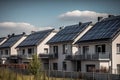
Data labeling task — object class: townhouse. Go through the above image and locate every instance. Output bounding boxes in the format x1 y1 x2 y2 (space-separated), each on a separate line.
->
16 29 57 64
44 22 92 71
74 16 120 74
0 33 26 64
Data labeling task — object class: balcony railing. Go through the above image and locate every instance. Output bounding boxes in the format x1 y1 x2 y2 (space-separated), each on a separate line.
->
65 52 110 61
0 55 9 59
18 54 33 59
39 53 58 59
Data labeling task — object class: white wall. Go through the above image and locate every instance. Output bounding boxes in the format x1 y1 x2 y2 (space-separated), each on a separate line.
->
112 34 120 74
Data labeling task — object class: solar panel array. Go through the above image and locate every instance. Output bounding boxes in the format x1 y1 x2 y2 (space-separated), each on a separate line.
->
0 34 24 48
77 16 120 43
17 29 54 47
47 22 91 44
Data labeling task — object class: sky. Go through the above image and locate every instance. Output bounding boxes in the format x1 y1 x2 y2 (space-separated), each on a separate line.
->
0 0 120 37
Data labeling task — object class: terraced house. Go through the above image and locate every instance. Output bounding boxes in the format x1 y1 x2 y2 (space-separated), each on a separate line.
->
44 22 93 71
74 15 120 74
17 29 57 64
0 33 26 64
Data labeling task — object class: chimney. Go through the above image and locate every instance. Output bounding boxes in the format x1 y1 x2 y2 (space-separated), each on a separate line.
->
98 17 103 22
31 31 36 34
108 15 114 18
8 34 11 37
79 22 82 26
22 32 26 35
59 26 64 30
12 33 15 36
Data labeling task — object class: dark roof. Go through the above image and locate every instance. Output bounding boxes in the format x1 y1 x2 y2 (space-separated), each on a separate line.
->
17 29 54 47
47 22 92 44
0 34 25 48
0 37 6 44
76 16 120 43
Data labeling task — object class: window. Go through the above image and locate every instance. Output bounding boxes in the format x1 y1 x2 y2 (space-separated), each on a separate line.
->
86 65 95 72
53 63 58 70
63 44 68 54
53 46 58 57
117 64 120 74
63 62 67 70
95 44 106 53
117 44 120 54
44 48 48 54
22 49 25 55
83 46 89 54
53 46 58 54
44 63 49 70
5 50 8 55
0 50 3 55
28 48 34 54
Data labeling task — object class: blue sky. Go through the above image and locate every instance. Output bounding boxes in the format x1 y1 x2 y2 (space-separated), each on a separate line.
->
0 0 120 37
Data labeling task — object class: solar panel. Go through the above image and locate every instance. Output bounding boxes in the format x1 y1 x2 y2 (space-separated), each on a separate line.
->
47 22 92 44
17 29 54 47
77 16 120 43
0 34 24 48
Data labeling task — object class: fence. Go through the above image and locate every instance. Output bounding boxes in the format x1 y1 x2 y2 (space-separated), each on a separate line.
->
0 66 120 80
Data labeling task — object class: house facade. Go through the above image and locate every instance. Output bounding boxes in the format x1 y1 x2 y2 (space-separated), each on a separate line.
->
0 33 26 64
45 22 93 71
75 16 120 74
17 29 57 64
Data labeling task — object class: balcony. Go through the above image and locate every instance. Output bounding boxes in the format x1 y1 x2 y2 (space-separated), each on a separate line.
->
18 54 33 59
0 55 9 59
65 52 110 61
39 53 58 59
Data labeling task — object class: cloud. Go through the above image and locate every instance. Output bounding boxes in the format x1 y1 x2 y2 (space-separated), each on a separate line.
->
0 22 53 37
58 10 108 22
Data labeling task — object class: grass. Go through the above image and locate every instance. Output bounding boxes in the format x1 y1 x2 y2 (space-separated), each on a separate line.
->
0 68 82 80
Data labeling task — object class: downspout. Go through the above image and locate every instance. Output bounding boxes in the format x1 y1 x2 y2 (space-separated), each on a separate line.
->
110 41 113 74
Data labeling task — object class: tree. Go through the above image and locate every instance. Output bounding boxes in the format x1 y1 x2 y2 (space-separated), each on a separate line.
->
28 54 42 80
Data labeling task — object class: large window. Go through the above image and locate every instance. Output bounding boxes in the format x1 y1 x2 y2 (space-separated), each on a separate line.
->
22 49 25 55
28 48 34 54
95 44 106 53
53 46 58 54
83 46 89 54
0 50 3 55
53 63 58 70
117 44 120 54
44 48 48 54
5 50 8 55
63 44 68 54
63 62 67 70
53 46 58 57
117 64 120 74
86 64 95 72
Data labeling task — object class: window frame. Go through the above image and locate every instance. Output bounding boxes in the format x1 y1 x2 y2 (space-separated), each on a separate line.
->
44 48 48 54
28 48 34 54
63 44 68 54
95 44 106 53
53 63 58 70
63 61 67 71
117 44 120 54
